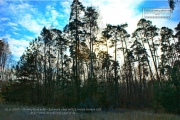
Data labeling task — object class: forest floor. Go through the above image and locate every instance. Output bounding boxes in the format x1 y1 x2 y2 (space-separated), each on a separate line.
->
0 103 179 120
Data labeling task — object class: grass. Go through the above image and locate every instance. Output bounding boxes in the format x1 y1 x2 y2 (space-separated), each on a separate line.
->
0 103 179 120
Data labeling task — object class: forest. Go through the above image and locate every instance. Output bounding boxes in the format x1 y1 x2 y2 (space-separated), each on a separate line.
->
0 0 180 114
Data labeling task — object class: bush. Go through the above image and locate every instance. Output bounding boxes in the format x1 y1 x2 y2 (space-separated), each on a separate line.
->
153 80 179 113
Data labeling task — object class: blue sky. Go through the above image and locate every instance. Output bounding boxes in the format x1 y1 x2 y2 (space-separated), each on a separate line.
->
0 0 179 61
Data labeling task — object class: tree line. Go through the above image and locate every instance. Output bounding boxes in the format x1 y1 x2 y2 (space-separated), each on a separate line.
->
1 0 180 114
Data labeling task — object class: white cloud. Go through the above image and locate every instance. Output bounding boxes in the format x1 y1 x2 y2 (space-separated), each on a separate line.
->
7 22 18 26
1 18 10 21
37 18 51 27
61 1 71 13
1 35 29 61
44 5 65 28
46 5 53 11
51 9 59 20
25 36 34 41
46 5 64 19
61 1 70 6
13 32 19 35
19 14 43 34
146 18 178 31
46 5 53 16
2 3 43 36
12 26 19 31
9 3 36 14
86 0 144 34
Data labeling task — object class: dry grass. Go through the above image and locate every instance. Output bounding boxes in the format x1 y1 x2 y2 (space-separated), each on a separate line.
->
0 103 179 120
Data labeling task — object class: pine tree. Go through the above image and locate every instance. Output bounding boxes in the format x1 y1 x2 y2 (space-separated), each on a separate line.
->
84 6 99 102
69 0 85 106
136 19 159 80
